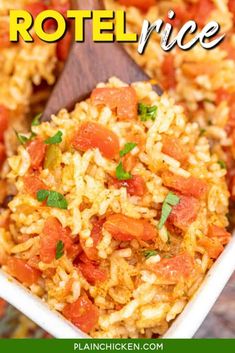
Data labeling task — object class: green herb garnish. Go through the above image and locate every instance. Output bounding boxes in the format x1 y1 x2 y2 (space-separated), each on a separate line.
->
36 189 68 209
31 113 41 127
138 103 158 122
14 130 31 145
199 128 206 137
45 131 63 145
204 98 213 104
56 240 64 260
217 160 226 169
158 192 180 230
116 162 132 181
143 249 158 259
120 142 137 157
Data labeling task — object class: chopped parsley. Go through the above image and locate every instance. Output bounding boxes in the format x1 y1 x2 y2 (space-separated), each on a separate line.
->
14 130 34 145
217 160 226 169
36 189 68 209
138 103 158 122
31 113 41 127
143 249 158 259
158 192 180 230
120 142 137 157
45 131 63 145
56 240 64 260
199 128 206 137
116 162 132 181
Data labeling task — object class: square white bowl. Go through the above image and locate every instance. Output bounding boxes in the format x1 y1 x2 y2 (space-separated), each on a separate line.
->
1 235 235 338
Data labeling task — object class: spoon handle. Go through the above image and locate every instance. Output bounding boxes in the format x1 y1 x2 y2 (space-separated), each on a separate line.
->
41 0 159 121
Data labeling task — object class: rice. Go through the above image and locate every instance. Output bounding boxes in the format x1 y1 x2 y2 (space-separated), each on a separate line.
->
0 77 231 338
105 0 235 211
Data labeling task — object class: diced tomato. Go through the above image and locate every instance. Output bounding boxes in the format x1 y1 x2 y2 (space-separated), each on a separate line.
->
198 237 223 259
56 30 72 61
24 175 47 197
162 136 187 164
229 0 235 24
118 0 155 12
162 55 176 90
62 294 99 333
166 6 189 28
0 105 9 142
67 243 82 260
0 143 6 166
104 214 156 241
112 175 146 196
215 88 230 105
80 219 104 261
207 225 231 245
7 257 41 286
162 171 208 199
72 121 119 159
0 29 10 49
215 90 235 135
168 195 200 230
151 253 194 282
188 0 215 27
91 87 138 120
40 217 73 263
78 259 107 285
51 0 70 15
221 39 235 61
27 138 46 170
25 2 48 18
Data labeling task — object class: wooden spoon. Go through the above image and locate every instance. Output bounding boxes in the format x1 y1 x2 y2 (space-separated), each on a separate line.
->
41 0 162 121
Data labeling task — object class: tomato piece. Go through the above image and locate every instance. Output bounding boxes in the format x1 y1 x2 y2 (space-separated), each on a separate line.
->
7 257 41 286
0 29 10 49
25 2 48 18
0 143 6 166
62 295 99 333
151 253 194 282
72 121 119 159
91 87 138 120
216 88 230 105
162 55 176 90
207 225 231 246
80 219 104 261
188 0 215 27
40 217 73 263
0 298 7 317
118 0 155 12
112 174 146 196
166 6 189 27
198 237 223 259
78 260 107 285
104 214 156 241
162 136 187 164
56 30 72 61
0 105 9 142
27 138 46 170
229 0 235 24
168 195 200 230
51 0 70 15
162 171 208 199
24 175 47 197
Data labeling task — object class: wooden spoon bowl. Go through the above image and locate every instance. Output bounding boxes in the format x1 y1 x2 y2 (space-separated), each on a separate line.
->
41 0 162 121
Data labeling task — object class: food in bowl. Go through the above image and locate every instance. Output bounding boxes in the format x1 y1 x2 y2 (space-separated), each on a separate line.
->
0 77 231 337
105 0 235 221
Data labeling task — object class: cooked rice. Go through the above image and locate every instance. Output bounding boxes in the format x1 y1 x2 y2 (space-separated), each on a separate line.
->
0 77 230 337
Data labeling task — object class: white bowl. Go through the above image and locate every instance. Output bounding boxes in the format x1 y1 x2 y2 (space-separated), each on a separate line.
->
1 235 235 338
